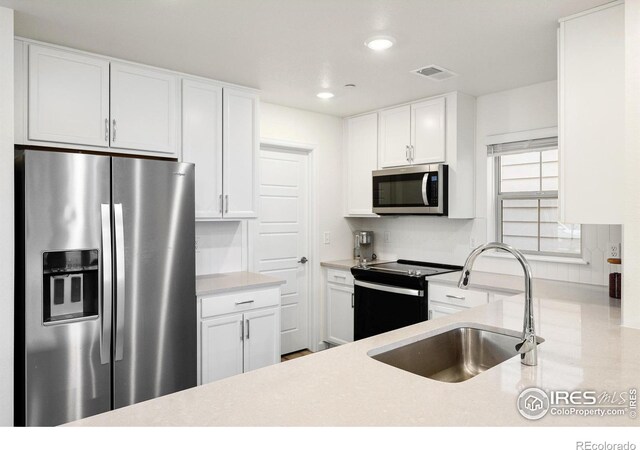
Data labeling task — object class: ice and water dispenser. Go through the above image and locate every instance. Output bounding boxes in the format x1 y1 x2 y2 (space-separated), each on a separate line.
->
42 250 99 324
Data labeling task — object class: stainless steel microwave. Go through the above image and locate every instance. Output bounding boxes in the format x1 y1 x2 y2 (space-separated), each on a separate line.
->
372 164 448 215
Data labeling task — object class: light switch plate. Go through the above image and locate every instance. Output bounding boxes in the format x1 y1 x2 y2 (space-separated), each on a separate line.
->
384 231 391 243
323 232 331 245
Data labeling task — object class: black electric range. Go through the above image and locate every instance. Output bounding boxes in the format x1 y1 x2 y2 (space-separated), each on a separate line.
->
350 259 462 340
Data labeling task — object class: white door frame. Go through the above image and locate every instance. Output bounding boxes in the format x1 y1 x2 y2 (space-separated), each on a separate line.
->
250 138 320 352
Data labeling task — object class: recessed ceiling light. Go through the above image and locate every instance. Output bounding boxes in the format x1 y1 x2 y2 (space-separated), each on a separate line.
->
317 92 334 99
365 36 395 51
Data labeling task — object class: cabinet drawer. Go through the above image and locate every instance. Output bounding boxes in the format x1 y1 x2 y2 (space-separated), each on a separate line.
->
201 287 280 318
326 268 354 286
428 282 488 308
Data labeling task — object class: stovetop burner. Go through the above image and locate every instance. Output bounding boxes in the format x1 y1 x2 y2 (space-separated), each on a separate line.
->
356 259 462 277
351 259 462 289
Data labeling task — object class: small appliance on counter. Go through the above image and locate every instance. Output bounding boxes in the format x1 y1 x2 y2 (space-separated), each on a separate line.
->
354 230 375 263
350 259 462 340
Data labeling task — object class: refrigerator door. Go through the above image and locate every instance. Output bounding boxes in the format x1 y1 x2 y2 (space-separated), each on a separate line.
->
111 157 196 408
18 150 112 426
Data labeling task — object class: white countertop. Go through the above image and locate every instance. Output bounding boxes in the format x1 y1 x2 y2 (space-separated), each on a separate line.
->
67 274 638 426
196 271 285 296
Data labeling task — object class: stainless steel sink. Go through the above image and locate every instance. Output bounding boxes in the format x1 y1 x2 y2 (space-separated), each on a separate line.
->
369 325 544 383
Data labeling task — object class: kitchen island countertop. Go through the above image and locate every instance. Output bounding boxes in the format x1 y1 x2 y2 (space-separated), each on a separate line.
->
67 276 638 426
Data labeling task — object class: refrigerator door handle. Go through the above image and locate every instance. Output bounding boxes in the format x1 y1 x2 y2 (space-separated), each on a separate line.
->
100 204 113 365
114 203 126 362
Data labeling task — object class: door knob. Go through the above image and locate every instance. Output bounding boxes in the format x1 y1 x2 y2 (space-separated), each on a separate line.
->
298 257 308 264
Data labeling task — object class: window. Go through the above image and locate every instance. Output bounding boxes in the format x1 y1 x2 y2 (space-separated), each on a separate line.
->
490 138 581 257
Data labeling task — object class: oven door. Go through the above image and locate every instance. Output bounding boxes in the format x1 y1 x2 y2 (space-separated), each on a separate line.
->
354 280 428 340
372 165 445 215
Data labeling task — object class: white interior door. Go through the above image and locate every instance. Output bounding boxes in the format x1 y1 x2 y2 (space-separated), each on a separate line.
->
253 146 310 355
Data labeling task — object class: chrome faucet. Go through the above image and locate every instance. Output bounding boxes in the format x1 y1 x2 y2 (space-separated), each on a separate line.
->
458 242 537 366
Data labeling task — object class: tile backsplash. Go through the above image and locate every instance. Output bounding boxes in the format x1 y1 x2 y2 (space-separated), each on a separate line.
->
348 216 622 286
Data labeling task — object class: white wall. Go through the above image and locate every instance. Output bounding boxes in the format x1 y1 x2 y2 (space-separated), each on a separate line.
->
353 81 622 286
624 0 640 328
195 221 246 275
0 6 14 426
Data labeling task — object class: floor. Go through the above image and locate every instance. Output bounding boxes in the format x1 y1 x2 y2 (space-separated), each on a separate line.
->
281 349 312 362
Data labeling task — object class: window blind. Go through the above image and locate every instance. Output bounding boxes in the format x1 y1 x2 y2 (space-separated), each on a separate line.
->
487 136 558 156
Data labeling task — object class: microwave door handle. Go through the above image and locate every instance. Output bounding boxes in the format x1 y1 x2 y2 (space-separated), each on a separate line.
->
422 173 430 206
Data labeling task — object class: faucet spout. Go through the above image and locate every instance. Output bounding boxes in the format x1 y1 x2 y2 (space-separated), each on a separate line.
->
457 242 537 366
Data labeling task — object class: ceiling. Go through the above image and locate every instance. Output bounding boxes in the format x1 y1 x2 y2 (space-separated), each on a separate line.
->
0 0 607 117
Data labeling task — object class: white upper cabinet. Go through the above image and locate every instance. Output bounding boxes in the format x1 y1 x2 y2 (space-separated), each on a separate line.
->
411 97 446 164
558 1 624 224
28 44 109 147
378 105 411 168
378 97 447 168
345 113 378 216
223 88 259 218
181 79 223 220
110 63 178 155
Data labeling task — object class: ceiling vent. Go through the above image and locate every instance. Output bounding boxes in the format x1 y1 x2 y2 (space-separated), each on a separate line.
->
412 65 457 81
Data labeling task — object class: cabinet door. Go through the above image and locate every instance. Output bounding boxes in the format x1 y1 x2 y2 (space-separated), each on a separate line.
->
201 313 244 384
378 105 411 168
326 282 354 345
411 97 446 164
345 113 378 216
182 79 223 219
223 88 259 218
559 3 624 224
28 44 109 147
110 63 178 155
429 301 466 319
243 307 280 373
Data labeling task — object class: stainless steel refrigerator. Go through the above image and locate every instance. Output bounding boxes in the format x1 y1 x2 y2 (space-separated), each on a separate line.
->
15 149 196 426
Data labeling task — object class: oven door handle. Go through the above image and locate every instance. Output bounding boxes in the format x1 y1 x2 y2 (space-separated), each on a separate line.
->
355 280 424 297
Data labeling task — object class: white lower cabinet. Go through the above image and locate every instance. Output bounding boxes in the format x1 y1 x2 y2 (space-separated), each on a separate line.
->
324 268 354 345
428 282 489 319
198 286 281 385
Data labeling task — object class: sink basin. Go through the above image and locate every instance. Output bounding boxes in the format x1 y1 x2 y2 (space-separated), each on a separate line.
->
369 325 544 383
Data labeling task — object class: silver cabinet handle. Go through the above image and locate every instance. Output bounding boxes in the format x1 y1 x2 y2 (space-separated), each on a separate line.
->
446 294 466 300
224 195 229 214
235 300 254 306
219 194 223 214
104 118 109 142
351 293 354 308
100 204 113 365
240 320 244 341
410 145 415 163
405 145 410 162
428 310 433 320
246 319 250 339
114 203 126 362
112 119 117 142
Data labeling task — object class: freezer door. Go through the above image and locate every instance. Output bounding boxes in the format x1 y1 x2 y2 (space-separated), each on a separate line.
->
18 150 112 426
111 157 196 409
